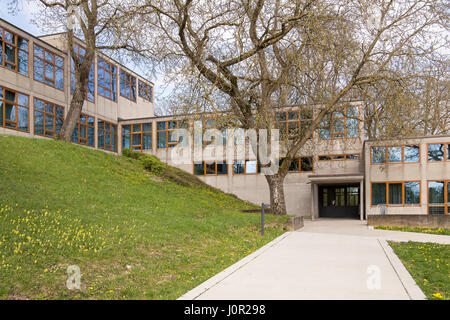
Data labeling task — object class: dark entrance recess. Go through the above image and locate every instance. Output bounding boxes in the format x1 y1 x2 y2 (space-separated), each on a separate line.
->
319 185 360 219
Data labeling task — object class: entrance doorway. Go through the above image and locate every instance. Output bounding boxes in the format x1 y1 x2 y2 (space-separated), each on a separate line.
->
319 185 360 219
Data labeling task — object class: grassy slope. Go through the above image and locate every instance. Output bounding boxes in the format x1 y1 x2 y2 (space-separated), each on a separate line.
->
0 135 288 299
389 241 449 300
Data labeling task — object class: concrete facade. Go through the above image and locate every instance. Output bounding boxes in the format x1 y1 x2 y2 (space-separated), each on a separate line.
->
1 18 449 222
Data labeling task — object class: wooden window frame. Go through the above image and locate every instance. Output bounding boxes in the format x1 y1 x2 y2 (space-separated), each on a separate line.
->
318 154 361 161
280 156 314 173
426 143 450 163
193 161 228 176
72 113 95 147
370 145 421 165
33 44 64 91
138 80 153 102
0 86 29 132
97 57 117 102
0 26 29 77
33 97 64 138
275 110 314 141
156 120 188 149
427 180 449 215
122 123 153 152
318 105 360 140
232 159 260 175
70 43 95 103
370 181 421 207
98 119 118 152
119 69 136 102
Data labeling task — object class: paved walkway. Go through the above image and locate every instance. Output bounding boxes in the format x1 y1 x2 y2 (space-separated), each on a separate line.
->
179 219 450 300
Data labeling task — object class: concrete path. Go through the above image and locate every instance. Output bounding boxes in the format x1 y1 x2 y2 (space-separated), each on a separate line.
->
179 219 450 300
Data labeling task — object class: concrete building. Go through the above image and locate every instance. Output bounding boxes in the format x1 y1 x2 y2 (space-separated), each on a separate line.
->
1 19 448 222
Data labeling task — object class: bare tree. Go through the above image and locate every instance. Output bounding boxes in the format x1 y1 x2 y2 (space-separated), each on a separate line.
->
15 0 150 141
139 0 447 215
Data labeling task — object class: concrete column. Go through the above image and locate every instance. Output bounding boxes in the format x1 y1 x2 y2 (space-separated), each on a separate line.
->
310 183 315 220
360 179 364 221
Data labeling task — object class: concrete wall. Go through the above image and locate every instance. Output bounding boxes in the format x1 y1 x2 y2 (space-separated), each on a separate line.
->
367 214 450 228
365 136 450 216
119 108 365 216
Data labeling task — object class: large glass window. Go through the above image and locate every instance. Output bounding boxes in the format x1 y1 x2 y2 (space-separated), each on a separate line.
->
373 182 421 206
371 183 386 205
428 181 446 215
388 183 402 205
0 27 28 76
388 147 402 163
70 44 94 102
119 69 136 102
276 109 313 141
138 80 153 102
98 119 117 152
97 57 117 102
156 120 188 148
404 145 420 162
372 145 420 164
33 44 64 90
232 160 259 175
122 123 152 152
404 182 420 205
72 113 95 147
371 147 386 164
33 98 64 137
0 86 28 132
193 161 228 176
279 157 313 173
428 144 446 162
318 105 359 140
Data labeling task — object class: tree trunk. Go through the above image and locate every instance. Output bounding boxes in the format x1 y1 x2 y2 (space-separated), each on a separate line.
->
56 85 86 141
265 174 287 215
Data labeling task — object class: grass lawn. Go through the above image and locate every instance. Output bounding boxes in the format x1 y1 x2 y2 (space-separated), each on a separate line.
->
0 135 289 299
375 226 450 236
389 241 449 300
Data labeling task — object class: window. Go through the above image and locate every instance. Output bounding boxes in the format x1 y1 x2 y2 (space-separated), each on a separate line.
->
319 105 359 139
193 161 228 176
347 187 359 206
428 143 448 162
0 27 28 76
97 57 117 102
404 145 420 162
371 145 420 164
71 44 95 102
372 183 386 205
122 123 152 151
428 181 449 215
203 118 227 146
372 181 421 206
279 157 313 173
33 98 64 137
404 182 420 205
319 154 360 161
120 69 136 102
0 86 28 132
98 120 117 152
138 80 153 102
232 160 260 175
72 113 95 147
275 109 312 141
156 120 189 148
33 44 64 90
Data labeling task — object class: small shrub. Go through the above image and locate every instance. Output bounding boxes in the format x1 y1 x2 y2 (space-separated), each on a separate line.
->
122 148 132 158
141 156 166 175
